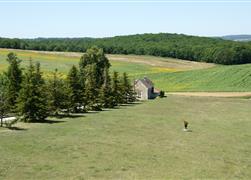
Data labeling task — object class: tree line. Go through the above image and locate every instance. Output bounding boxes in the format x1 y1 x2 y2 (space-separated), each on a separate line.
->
1 33 251 65
0 47 136 126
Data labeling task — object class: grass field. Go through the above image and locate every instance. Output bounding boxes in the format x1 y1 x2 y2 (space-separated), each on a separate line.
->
1 48 251 91
1 48 251 179
146 64 251 92
0 96 251 179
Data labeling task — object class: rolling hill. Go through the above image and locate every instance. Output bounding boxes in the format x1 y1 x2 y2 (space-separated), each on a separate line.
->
0 48 251 92
1 33 251 65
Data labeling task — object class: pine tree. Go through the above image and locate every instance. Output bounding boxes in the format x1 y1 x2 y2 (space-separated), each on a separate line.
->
67 65 82 113
111 71 122 106
5 53 23 109
121 72 136 103
47 69 71 115
85 64 101 111
0 74 9 127
79 62 87 111
99 67 114 108
17 61 48 122
63 80 74 114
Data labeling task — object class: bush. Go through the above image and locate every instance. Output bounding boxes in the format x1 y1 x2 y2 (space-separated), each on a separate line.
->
159 90 165 98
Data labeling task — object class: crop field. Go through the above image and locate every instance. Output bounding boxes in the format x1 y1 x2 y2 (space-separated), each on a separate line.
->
0 48 212 74
146 64 251 92
0 48 251 91
0 96 251 179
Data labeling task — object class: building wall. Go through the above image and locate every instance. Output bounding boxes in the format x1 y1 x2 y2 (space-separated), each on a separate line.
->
148 87 154 99
135 81 150 100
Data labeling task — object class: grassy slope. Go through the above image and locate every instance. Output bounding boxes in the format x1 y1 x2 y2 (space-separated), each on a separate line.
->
0 96 251 179
0 48 251 91
147 64 251 92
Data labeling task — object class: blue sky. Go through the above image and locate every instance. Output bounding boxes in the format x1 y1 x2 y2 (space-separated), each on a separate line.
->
0 1 250 38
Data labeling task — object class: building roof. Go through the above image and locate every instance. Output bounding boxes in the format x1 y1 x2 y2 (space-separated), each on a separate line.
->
136 77 154 89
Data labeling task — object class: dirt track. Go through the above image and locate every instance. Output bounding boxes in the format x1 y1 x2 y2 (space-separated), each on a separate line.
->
167 92 251 97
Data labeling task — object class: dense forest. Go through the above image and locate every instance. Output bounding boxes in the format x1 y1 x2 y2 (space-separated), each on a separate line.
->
1 33 251 65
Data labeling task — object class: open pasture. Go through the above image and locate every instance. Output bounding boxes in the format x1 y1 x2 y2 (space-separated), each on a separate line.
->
0 95 251 179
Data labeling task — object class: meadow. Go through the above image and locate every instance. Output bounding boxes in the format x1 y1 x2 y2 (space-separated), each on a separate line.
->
1 48 251 92
0 96 251 179
0 49 251 92
1 48 251 179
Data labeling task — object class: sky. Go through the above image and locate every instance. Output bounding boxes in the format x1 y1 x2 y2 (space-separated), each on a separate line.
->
0 0 251 38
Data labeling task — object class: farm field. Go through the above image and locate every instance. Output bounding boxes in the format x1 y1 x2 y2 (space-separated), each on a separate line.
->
0 96 251 179
0 48 251 92
0 48 213 74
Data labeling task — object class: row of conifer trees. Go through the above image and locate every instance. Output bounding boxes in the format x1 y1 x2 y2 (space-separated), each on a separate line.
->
0 47 136 125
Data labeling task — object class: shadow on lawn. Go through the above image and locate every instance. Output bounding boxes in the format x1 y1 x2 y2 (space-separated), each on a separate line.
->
7 126 28 131
1 102 143 131
56 114 86 119
31 119 66 124
115 102 143 108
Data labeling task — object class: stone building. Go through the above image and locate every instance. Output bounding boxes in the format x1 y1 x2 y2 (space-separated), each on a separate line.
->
134 77 160 100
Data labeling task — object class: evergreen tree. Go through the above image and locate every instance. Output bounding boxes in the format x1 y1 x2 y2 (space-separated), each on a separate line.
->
84 64 101 111
121 72 135 103
5 52 22 109
67 65 82 113
99 67 114 108
78 61 87 111
47 69 71 115
0 74 9 127
17 61 48 122
111 71 122 106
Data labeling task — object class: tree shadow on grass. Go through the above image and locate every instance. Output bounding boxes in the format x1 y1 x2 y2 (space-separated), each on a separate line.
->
7 126 28 131
117 102 142 107
86 111 101 114
55 114 86 119
30 119 66 124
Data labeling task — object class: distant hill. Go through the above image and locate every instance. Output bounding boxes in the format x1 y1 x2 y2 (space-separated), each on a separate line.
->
221 35 251 42
1 33 251 65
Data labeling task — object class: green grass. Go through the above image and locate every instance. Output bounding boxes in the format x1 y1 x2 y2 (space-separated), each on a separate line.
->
0 49 80 74
1 48 251 92
146 64 251 92
0 96 251 179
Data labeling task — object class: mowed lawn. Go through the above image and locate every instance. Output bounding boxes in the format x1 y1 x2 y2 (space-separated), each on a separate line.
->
1 96 251 179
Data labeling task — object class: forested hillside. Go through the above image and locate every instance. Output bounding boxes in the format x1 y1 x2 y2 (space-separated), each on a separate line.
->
1 33 251 65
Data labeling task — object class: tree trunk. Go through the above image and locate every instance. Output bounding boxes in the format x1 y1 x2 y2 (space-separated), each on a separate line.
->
0 116 2 127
